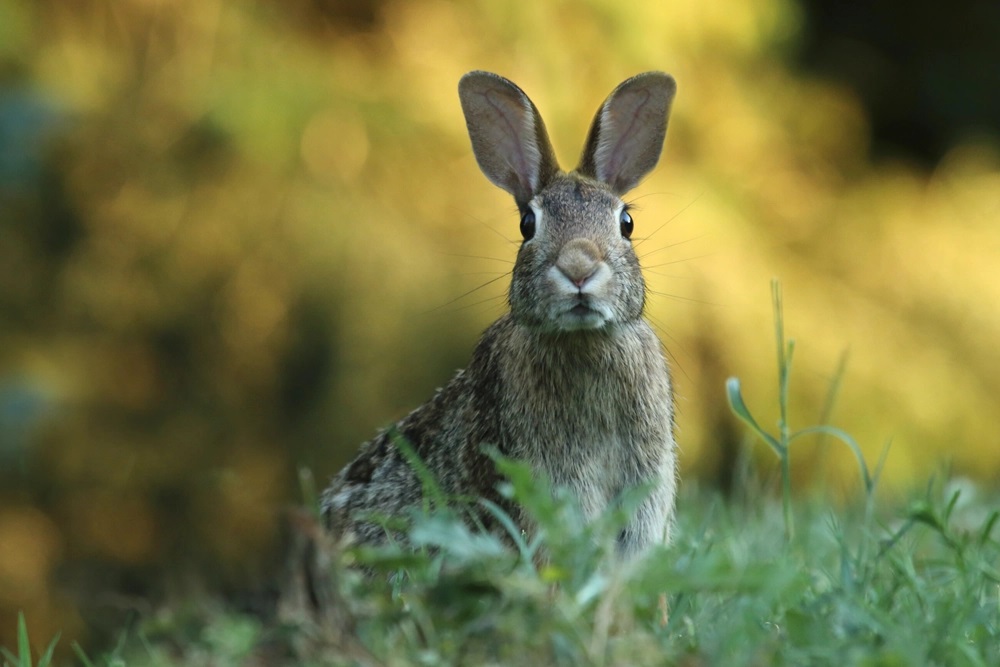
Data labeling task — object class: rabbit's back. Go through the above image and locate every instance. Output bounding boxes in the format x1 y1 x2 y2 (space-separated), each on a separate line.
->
321 321 508 544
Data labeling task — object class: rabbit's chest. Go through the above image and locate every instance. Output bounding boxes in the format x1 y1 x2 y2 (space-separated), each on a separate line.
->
496 321 675 515
504 372 666 510
512 411 651 521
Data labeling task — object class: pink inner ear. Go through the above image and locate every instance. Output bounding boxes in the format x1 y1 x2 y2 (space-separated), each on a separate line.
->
483 88 540 195
596 88 652 185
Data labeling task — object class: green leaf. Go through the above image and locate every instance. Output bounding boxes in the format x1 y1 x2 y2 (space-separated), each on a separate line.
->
725 377 783 455
17 613 29 667
789 425 873 491
72 644 97 667
979 510 999 547
391 429 449 509
479 498 536 562
35 634 58 667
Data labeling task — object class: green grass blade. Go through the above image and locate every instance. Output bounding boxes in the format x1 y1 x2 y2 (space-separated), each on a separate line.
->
771 278 785 385
789 424 873 491
943 488 962 523
479 498 536 562
16 612 29 667
872 439 891 490
35 634 59 667
725 377 782 455
817 347 849 427
812 348 850 478
979 510 999 547
391 429 448 509
771 279 792 445
72 643 97 667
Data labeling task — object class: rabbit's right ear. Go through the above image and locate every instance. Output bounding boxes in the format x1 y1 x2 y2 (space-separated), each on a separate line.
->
459 71 560 207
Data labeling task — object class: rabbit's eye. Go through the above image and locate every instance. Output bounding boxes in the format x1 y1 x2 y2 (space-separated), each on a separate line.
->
619 209 634 239
520 210 536 240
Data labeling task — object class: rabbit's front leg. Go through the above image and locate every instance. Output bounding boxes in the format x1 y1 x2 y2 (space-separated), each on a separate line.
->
616 472 677 559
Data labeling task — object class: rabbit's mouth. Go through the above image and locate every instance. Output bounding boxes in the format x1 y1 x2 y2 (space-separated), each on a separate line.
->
553 299 611 331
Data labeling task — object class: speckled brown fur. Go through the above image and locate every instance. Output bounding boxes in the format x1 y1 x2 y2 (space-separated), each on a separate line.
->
322 71 679 559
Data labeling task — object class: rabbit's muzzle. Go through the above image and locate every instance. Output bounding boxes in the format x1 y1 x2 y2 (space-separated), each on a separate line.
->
547 237 615 331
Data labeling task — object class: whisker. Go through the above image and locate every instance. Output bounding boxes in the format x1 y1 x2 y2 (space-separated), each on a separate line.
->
439 252 515 265
627 191 687 204
637 235 708 261
644 313 691 381
646 290 720 306
424 272 512 313
632 193 703 250
442 293 509 315
466 209 520 247
642 269 695 280
456 273 512 279
642 253 716 269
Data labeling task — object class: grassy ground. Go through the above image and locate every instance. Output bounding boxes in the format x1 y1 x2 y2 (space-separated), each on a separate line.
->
5 468 999 667
6 289 999 666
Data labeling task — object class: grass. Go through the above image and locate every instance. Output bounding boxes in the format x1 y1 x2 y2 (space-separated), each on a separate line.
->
5 285 1000 665
11 474 990 667
1 614 58 667
6 473 999 666
726 280 884 541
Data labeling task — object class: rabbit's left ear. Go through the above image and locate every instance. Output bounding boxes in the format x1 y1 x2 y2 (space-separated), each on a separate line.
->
459 71 560 207
577 72 676 195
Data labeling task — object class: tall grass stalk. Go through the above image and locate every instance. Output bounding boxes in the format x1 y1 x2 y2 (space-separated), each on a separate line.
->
726 279 880 540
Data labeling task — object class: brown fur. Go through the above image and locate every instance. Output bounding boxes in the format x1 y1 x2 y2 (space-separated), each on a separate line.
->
322 71 679 559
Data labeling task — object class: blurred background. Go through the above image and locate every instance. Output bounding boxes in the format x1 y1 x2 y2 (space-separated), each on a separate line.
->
1 0 998 651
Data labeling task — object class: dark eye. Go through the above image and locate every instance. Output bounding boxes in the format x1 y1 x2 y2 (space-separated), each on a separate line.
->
520 209 536 240
619 209 634 239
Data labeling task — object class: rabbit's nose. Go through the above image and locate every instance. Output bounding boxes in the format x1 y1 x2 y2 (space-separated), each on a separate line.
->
556 238 603 287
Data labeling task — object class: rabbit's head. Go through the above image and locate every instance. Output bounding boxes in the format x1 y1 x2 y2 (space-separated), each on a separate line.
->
459 71 676 333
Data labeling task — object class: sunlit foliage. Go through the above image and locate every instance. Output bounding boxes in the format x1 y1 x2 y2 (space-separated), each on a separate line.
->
0 0 997 652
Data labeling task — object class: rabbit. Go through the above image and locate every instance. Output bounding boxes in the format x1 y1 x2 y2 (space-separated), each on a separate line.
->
321 70 678 561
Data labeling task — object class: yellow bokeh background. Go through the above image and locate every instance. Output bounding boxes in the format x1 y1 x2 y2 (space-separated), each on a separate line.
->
0 0 998 650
